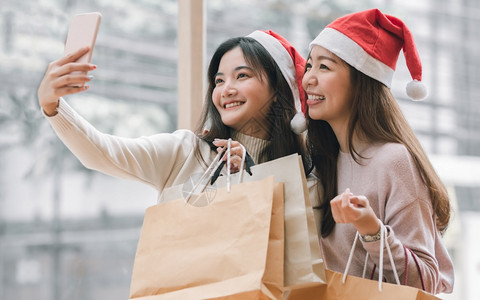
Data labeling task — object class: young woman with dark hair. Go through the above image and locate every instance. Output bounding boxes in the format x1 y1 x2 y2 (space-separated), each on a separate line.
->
37 30 309 201
195 32 308 168
304 9 454 295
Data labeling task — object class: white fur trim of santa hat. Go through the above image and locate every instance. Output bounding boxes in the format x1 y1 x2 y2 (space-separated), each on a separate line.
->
248 30 307 133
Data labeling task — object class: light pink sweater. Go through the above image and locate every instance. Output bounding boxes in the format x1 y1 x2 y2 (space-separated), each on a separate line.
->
319 142 454 294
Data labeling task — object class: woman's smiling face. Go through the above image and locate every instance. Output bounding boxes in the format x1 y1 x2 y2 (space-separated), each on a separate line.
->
303 45 353 128
212 47 274 138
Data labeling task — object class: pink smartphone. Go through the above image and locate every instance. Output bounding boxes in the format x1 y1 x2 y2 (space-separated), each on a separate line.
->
64 12 102 83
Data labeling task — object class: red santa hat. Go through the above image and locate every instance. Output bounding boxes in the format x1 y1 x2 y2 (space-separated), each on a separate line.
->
309 8 427 100
247 30 308 133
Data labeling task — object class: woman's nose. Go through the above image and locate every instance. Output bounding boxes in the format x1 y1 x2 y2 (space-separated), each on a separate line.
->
221 82 237 98
303 71 319 88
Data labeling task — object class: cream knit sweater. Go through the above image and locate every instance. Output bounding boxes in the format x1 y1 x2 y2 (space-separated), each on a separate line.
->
44 98 270 201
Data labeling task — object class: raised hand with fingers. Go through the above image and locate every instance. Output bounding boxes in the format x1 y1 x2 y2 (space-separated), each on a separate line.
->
330 188 381 236
37 46 97 116
212 138 246 174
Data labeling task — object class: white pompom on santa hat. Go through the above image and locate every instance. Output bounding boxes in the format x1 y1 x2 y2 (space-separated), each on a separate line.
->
248 30 308 134
309 8 428 101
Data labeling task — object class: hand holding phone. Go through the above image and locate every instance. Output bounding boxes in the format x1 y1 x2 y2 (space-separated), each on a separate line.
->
64 12 102 84
38 13 101 114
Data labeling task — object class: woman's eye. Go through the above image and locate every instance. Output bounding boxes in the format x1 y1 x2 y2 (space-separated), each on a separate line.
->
237 73 249 79
214 78 223 85
320 64 329 70
305 62 312 71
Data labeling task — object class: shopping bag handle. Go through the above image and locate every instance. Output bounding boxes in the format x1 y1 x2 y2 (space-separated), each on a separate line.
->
210 150 254 185
343 222 400 291
224 139 247 191
210 152 255 185
403 245 426 291
184 147 225 204
185 139 246 204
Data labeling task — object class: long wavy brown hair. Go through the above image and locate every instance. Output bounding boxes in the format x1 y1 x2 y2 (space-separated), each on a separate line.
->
307 64 451 237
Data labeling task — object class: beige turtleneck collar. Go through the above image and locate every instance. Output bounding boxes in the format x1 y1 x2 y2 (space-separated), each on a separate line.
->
231 131 270 164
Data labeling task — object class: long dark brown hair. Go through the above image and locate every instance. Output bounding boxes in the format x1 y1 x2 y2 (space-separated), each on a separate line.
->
193 36 308 168
308 64 451 237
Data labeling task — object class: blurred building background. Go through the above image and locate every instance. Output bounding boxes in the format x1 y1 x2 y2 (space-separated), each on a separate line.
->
1 0 479 299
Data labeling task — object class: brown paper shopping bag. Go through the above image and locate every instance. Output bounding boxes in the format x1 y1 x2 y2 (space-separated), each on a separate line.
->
214 154 326 289
323 269 440 300
322 226 440 300
158 154 326 297
129 176 284 300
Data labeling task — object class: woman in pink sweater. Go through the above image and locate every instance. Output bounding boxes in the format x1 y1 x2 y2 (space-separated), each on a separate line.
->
303 9 454 294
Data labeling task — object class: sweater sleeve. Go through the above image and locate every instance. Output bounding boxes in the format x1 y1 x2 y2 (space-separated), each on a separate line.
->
43 98 198 191
361 145 454 294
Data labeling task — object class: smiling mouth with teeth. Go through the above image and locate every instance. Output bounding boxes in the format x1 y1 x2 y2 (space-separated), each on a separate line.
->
225 102 243 109
308 95 326 101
